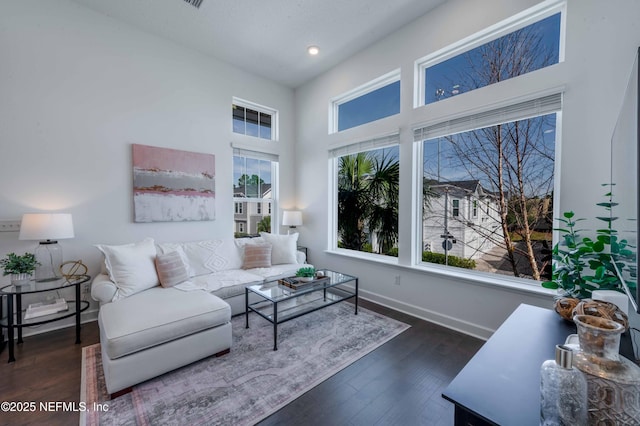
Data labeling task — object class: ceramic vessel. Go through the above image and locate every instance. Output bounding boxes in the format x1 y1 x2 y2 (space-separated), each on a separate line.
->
573 314 640 425
10 273 31 286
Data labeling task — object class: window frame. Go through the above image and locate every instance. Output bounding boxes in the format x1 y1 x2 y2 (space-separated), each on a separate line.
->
232 97 279 141
413 0 565 108
232 148 279 234
328 133 401 261
412 97 562 281
329 69 401 134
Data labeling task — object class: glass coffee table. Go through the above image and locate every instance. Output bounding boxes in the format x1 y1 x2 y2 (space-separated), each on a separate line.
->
245 269 358 350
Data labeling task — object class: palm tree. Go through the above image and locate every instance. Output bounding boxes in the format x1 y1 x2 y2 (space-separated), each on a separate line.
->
337 150 400 254
338 152 372 251
367 152 400 254
257 215 271 233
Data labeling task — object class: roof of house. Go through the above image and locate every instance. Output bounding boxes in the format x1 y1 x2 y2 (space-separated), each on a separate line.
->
233 183 272 199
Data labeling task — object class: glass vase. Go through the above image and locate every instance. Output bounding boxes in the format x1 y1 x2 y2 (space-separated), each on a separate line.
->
573 314 640 425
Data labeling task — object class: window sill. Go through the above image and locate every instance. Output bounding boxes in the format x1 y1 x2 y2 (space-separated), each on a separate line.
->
325 249 556 298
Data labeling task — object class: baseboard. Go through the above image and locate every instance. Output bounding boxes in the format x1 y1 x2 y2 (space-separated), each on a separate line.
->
355 288 493 341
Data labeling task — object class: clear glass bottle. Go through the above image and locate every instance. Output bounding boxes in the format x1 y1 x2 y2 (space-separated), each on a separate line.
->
573 314 640 425
540 344 588 426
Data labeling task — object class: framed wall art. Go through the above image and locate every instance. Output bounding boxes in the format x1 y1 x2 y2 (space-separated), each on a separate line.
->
132 144 215 223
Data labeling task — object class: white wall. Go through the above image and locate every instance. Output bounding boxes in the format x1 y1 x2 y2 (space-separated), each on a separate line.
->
295 0 640 338
1 0 638 342
0 0 296 330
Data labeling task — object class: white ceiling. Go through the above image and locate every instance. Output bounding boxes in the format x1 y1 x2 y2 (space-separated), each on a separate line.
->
69 0 446 88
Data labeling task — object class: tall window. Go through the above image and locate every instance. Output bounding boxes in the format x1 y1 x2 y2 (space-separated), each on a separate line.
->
413 3 563 283
232 98 278 140
233 148 278 236
417 9 562 106
331 135 400 256
331 70 401 133
416 95 560 281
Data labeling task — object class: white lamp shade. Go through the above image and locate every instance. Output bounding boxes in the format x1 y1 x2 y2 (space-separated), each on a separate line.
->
19 213 75 241
282 210 303 227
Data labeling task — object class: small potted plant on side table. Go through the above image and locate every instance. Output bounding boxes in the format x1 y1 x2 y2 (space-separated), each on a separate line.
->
0 252 38 286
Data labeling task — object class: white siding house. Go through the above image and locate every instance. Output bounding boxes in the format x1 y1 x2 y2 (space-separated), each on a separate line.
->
423 180 503 260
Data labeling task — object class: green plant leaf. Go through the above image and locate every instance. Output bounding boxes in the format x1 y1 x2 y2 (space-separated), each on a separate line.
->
563 211 575 219
541 281 559 289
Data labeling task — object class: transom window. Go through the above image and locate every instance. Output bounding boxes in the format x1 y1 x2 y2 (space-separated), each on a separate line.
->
331 70 401 133
232 98 278 141
417 6 562 107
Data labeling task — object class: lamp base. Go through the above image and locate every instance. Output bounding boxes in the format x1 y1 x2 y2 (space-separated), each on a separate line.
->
34 240 63 282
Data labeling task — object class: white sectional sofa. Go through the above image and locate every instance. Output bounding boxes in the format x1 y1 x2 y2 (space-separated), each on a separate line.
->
91 233 307 396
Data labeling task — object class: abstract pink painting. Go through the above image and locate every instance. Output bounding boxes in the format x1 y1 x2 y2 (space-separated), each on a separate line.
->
132 144 215 222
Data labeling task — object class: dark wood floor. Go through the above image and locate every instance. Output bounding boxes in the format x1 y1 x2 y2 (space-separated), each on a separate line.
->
0 300 484 426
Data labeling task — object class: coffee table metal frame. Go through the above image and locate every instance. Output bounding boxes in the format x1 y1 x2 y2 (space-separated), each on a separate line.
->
245 269 358 350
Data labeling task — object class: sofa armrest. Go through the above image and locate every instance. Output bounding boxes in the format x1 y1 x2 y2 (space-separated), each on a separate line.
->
91 273 118 304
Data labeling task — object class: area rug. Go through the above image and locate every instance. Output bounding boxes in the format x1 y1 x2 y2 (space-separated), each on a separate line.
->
80 303 409 426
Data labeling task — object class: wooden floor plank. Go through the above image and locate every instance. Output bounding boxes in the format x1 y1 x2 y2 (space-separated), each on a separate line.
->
0 299 483 425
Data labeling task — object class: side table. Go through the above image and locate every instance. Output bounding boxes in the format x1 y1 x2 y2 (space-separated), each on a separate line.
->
0 275 91 362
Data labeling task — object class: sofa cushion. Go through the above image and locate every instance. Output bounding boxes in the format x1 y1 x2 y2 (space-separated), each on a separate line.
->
242 244 272 269
248 263 312 281
155 250 189 288
95 238 159 300
158 239 243 276
174 269 263 293
98 287 230 360
260 232 298 264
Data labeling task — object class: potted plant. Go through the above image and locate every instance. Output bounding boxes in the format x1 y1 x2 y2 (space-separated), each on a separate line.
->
295 266 316 282
542 187 635 300
0 252 38 285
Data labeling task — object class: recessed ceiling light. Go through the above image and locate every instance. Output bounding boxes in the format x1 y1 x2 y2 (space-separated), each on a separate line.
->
307 46 320 56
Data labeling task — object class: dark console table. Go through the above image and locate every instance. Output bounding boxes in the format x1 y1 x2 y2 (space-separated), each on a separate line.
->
442 303 635 426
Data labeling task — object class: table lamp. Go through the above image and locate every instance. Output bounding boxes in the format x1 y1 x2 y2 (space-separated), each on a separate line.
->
282 210 302 234
19 213 74 281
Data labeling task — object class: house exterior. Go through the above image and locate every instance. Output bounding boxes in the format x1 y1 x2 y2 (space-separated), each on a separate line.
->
423 180 504 260
233 183 272 235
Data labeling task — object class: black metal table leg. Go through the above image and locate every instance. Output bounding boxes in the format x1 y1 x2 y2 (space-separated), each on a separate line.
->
355 278 358 315
16 294 22 344
245 288 249 329
7 294 14 363
273 301 278 351
75 283 81 344
0 294 5 354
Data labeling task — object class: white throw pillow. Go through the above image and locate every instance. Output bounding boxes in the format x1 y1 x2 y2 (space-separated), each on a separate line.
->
259 232 299 265
95 238 159 300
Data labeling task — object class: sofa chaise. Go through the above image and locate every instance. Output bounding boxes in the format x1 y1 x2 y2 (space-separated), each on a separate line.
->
91 233 307 396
